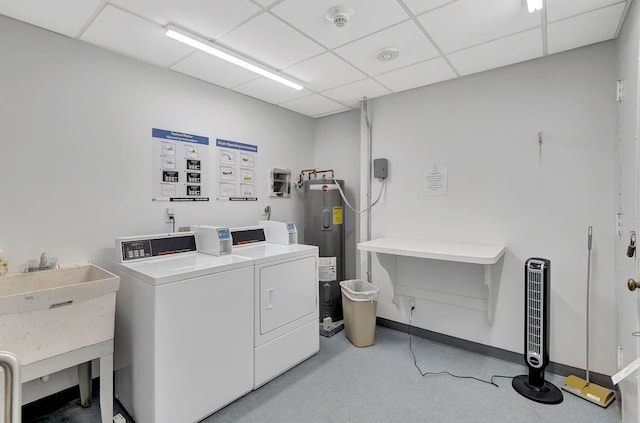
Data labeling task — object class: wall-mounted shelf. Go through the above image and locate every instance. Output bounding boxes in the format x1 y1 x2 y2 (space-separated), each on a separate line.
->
358 237 506 324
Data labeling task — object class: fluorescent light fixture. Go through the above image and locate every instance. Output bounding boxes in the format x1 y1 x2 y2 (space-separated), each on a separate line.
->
165 25 303 91
527 0 543 13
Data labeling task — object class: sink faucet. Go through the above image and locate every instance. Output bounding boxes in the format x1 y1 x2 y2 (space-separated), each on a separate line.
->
25 252 59 273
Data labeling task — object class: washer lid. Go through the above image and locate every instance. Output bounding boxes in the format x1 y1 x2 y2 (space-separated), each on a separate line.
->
233 243 318 263
116 253 252 285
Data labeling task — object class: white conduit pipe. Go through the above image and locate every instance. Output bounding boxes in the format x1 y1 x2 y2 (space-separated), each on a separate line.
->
363 98 373 281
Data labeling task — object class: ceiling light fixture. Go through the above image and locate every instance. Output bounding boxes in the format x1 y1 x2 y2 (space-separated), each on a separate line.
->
376 48 399 62
527 0 543 13
165 25 303 91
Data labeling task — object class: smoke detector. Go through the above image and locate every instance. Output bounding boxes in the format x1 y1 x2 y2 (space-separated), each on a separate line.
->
326 6 354 28
376 47 399 62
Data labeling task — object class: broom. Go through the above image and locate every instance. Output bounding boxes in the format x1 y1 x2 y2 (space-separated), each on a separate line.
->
561 226 615 407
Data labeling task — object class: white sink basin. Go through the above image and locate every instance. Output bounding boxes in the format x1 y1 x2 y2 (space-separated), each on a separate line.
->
0 264 120 365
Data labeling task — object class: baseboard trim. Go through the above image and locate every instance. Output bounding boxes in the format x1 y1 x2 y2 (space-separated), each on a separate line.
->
377 317 615 390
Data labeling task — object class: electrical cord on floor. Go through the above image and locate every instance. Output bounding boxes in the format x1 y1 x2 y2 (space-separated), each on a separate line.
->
407 307 515 388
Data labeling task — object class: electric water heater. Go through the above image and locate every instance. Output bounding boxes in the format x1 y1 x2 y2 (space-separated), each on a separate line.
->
303 180 345 322
512 258 563 404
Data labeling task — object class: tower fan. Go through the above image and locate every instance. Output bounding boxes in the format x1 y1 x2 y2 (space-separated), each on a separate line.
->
512 258 563 404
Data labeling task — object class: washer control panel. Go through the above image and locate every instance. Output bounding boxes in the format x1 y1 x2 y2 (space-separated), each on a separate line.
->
116 233 198 262
122 240 152 261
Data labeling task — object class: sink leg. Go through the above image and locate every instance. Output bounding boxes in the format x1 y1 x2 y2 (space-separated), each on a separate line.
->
99 353 114 423
78 361 92 407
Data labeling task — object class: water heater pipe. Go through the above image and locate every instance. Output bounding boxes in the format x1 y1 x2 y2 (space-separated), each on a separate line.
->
296 169 335 188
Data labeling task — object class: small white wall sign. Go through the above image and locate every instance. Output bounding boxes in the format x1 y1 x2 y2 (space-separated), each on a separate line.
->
424 164 448 196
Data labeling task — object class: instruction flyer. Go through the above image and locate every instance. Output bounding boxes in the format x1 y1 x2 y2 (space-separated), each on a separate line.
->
424 164 448 196
151 128 210 202
216 138 258 201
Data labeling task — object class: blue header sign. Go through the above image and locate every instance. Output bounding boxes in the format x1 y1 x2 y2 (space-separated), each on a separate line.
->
216 138 258 153
152 128 209 145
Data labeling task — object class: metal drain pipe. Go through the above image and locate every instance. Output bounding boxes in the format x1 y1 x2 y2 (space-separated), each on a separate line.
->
0 351 20 423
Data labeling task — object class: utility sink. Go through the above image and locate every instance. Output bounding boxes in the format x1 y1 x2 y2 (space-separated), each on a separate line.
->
0 264 120 365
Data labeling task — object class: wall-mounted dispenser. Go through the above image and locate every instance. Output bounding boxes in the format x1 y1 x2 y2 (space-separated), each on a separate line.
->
270 168 291 198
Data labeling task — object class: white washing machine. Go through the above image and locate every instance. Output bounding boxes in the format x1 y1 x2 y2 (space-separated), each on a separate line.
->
230 225 319 388
112 232 254 423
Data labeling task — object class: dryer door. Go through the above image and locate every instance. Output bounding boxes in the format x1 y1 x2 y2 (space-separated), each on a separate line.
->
260 256 317 334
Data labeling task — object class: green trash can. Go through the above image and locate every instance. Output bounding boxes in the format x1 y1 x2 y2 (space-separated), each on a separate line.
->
339 279 379 347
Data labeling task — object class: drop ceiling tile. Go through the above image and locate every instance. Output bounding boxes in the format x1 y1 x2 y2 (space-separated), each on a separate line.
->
109 0 261 40
335 21 439 76
374 58 456 93
233 77 312 104
546 0 623 22
322 78 391 108
547 3 625 54
283 52 366 92
403 0 456 15
81 5 194 67
312 108 353 118
280 94 349 116
218 12 324 69
448 28 542 76
0 0 102 37
252 0 279 7
171 51 259 89
418 0 540 53
271 0 409 49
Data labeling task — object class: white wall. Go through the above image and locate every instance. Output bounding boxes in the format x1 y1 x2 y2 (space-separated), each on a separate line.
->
313 110 361 279
0 15 314 401
363 42 618 375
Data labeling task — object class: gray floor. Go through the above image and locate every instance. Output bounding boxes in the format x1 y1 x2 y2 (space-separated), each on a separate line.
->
28 326 621 423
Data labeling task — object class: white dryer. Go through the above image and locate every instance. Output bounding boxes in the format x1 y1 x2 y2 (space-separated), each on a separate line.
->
112 232 254 423
230 225 319 388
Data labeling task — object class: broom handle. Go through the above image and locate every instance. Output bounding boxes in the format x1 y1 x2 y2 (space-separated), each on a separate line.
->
586 226 592 383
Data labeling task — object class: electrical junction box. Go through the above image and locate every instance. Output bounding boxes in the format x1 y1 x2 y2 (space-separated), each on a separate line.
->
373 158 388 179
